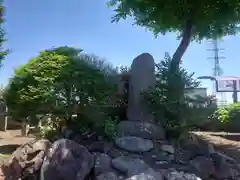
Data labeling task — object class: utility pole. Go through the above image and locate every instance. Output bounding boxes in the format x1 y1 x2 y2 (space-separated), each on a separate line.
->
207 38 226 105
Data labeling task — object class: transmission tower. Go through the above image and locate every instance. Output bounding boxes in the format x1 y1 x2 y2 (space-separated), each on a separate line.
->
207 38 226 105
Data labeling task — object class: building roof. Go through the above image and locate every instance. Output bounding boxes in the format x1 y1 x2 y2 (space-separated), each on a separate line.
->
198 76 240 81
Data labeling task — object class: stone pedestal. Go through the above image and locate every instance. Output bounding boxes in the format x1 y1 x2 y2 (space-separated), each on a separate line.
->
115 53 166 158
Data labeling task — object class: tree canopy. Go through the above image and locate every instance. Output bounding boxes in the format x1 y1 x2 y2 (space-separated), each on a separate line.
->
4 46 118 121
108 0 240 39
107 0 240 67
0 1 8 67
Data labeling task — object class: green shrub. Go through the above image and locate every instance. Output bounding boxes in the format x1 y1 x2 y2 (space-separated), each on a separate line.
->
210 103 240 132
39 125 58 140
143 53 212 141
228 103 240 123
210 107 229 124
5 46 124 139
106 65 129 121
39 117 59 140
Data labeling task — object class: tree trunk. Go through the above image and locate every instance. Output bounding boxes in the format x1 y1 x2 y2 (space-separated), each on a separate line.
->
171 20 193 71
4 106 7 131
168 20 193 122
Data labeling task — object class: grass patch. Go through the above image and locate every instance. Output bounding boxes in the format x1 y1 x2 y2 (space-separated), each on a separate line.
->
0 153 10 158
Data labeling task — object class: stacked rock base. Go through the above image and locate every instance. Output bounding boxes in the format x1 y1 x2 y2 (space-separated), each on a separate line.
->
1 128 240 180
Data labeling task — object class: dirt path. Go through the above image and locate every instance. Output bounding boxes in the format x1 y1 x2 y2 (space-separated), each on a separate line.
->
193 131 240 162
0 129 35 155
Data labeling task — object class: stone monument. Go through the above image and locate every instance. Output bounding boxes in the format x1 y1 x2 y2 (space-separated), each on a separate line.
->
116 53 165 154
127 53 156 122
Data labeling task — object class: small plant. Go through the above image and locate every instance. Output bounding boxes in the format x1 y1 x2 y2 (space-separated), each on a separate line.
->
79 124 91 136
103 117 118 140
210 107 229 124
39 125 57 140
0 153 10 157
39 115 59 140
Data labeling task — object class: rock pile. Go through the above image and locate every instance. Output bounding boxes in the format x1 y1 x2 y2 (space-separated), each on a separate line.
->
1 53 239 180
1 136 239 180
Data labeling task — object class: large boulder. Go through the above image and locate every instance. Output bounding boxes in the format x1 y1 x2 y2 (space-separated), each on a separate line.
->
111 156 150 177
210 153 236 179
88 141 112 154
190 156 215 179
96 172 123 180
117 121 165 140
127 53 156 122
161 169 202 180
125 168 163 180
40 139 94 180
115 136 153 153
0 139 51 180
93 153 113 176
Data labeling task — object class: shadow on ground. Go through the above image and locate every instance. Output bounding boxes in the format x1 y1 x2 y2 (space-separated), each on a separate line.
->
0 122 22 131
0 144 20 155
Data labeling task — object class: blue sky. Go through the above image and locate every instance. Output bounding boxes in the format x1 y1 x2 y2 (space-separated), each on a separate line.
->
1 0 240 101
